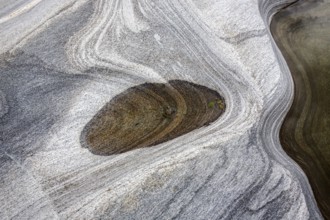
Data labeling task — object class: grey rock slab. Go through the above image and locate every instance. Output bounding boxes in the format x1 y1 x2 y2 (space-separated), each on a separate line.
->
0 0 323 219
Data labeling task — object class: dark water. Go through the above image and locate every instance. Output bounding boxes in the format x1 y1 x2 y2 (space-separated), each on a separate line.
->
271 0 330 218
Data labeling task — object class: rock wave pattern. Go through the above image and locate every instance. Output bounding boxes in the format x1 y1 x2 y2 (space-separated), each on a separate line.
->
271 1 330 218
0 0 324 219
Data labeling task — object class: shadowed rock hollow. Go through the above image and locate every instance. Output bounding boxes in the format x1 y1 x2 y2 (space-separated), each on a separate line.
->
81 80 225 155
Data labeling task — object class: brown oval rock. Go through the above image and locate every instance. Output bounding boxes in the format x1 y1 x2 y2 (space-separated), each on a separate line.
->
81 80 225 155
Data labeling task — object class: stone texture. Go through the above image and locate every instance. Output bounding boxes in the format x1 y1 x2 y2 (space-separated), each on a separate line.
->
0 0 323 219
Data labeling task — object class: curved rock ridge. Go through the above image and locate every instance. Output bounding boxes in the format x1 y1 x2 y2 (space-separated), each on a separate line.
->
0 0 323 219
259 0 324 218
82 80 225 155
271 0 330 218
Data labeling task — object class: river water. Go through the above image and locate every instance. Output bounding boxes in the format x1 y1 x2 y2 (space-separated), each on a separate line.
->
271 0 330 218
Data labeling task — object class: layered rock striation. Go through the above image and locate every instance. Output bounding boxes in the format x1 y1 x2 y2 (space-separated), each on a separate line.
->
0 0 323 219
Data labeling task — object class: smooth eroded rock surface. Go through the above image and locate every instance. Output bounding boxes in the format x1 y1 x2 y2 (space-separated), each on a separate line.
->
0 0 323 219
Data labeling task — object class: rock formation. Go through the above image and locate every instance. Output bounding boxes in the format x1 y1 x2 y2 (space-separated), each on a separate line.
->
0 0 323 219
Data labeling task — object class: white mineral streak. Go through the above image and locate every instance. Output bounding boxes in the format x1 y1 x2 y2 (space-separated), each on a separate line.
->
0 0 86 54
0 0 323 219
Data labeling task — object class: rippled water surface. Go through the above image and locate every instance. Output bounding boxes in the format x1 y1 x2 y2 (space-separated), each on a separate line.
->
271 0 330 218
